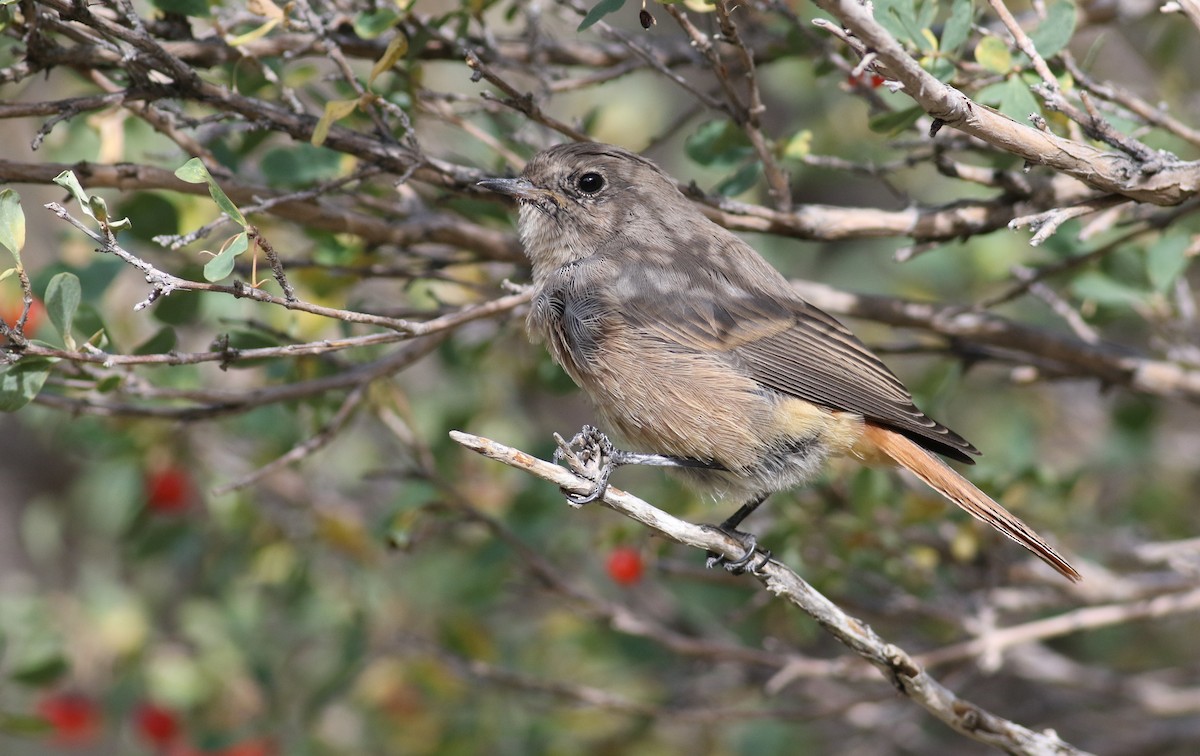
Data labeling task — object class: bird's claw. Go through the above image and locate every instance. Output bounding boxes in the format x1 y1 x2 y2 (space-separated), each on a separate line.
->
553 425 616 506
705 528 771 575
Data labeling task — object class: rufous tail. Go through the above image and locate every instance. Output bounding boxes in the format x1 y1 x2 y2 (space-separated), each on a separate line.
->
863 424 1081 582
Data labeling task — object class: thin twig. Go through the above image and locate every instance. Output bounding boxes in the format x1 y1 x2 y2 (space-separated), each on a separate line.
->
212 383 368 495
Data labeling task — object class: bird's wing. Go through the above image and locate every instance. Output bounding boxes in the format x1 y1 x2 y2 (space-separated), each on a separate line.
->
612 257 979 463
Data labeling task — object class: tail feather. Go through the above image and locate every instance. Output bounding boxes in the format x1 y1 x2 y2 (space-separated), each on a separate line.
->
863 424 1081 582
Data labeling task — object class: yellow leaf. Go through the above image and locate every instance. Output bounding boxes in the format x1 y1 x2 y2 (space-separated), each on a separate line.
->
311 98 359 146
315 509 377 563
921 28 939 52
974 36 1013 74
782 129 812 161
229 0 284 46
226 17 280 46
369 33 408 87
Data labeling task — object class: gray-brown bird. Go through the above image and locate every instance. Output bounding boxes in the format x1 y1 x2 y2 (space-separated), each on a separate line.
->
479 142 1080 582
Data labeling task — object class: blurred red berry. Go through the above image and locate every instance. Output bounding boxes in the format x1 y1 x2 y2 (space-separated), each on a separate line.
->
606 547 644 585
1 296 45 337
134 702 181 747
37 692 102 746
846 72 886 89
145 467 193 514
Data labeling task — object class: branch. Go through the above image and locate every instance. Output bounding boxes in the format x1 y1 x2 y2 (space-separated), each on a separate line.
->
810 0 1200 205
0 159 521 261
42 201 527 332
788 279 1200 402
449 431 1092 756
918 587 1200 667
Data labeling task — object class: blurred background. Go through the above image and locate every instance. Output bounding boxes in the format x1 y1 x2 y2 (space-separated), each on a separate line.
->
1 0 1198 753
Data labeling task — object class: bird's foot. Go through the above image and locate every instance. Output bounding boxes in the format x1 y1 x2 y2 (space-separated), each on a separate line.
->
553 425 617 506
703 526 772 575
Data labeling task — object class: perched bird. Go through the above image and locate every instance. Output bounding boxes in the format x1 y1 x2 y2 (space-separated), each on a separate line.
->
479 142 1080 581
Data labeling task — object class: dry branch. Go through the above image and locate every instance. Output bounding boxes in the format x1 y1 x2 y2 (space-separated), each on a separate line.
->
810 0 1200 204
450 431 1092 756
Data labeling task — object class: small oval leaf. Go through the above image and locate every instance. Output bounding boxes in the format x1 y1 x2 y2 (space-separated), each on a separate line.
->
0 188 25 263
203 231 250 282
0 357 55 412
44 272 81 351
311 99 360 147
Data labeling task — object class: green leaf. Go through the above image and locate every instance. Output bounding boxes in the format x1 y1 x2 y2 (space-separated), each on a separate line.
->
53 170 89 208
997 76 1041 122
1029 1 1076 59
74 303 110 351
940 0 974 55
44 272 81 351
927 58 956 82
0 712 53 737
868 105 925 135
149 0 210 16
203 231 250 282
261 145 343 188
685 120 752 167
577 0 625 31
975 36 1013 74
174 158 247 227
1146 233 1191 292
974 80 1008 106
0 357 54 412
876 0 938 49
133 326 178 355
8 654 68 685
716 161 762 197
152 283 202 325
1071 271 1148 307
53 170 96 222
0 188 25 265
355 8 400 39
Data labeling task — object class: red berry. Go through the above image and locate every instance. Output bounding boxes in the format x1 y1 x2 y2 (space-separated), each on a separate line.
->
846 72 886 89
134 702 181 747
1 296 45 337
145 468 193 514
606 547 644 585
37 692 102 746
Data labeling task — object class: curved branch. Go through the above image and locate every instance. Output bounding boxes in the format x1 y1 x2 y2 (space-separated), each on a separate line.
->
450 431 1091 756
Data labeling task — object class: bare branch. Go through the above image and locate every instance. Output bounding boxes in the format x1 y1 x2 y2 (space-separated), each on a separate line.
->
450 431 1092 756
788 279 1200 402
919 587 1200 667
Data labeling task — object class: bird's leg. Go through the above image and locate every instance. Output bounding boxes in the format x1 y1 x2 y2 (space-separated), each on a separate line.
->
553 425 725 505
705 493 772 574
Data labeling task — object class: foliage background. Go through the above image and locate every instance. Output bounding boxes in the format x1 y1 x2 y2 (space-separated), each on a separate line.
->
1 0 1199 753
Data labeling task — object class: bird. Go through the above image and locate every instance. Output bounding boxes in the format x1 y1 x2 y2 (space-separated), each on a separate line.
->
478 142 1080 582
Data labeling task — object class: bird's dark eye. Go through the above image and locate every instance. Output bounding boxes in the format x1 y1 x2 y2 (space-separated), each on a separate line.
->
577 172 605 194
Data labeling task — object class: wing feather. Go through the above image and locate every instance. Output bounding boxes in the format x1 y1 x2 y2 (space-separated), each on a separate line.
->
611 250 979 463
